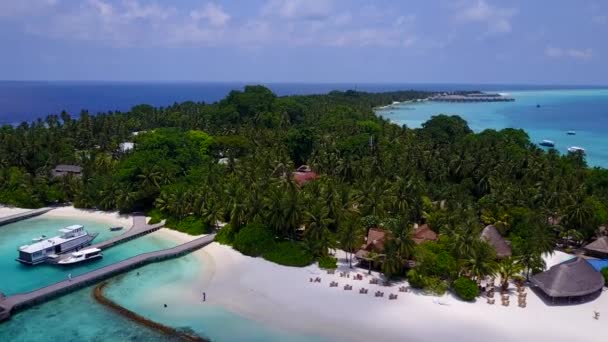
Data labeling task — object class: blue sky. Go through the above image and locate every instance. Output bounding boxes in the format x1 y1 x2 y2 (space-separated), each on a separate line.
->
1 0 607 84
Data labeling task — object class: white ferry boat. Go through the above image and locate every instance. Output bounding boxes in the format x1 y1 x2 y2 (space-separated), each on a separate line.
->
16 225 98 265
539 139 555 147
567 146 585 153
57 248 102 265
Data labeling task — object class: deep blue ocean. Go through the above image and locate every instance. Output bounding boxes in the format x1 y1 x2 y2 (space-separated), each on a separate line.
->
0 81 604 124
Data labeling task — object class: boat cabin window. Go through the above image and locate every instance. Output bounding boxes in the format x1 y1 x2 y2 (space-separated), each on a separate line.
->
19 251 32 261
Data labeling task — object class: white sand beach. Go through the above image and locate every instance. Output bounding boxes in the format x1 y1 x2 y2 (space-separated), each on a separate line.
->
0 206 30 218
41 206 132 228
167 242 608 342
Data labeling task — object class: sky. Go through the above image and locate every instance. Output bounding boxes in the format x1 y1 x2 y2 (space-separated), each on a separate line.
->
1 0 607 84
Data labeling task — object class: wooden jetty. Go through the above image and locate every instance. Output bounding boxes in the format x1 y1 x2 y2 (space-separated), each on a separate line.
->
48 214 165 264
0 208 53 227
0 234 216 321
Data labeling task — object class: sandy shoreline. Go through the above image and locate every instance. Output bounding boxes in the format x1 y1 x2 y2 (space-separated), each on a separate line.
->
181 244 608 342
3 205 606 340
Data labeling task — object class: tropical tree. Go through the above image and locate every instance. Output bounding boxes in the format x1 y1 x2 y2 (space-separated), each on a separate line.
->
496 257 524 290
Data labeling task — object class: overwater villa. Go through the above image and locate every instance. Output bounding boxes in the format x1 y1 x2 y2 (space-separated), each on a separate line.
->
531 257 604 304
582 236 608 259
480 225 512 258
51 164 82 178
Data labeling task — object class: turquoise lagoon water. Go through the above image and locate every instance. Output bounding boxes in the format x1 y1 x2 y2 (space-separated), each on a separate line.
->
103 256 327 342
377 89 608 168
0 216 178 295
0 217 325 341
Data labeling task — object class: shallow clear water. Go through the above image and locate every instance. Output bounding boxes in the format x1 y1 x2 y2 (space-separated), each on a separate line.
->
0 216 177 295
0 217 325 341
104 256 327 342
377 89 608 167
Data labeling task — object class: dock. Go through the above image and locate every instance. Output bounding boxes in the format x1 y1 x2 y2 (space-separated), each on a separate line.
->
0 234 216 321
429 94 514 102
0 208 53 227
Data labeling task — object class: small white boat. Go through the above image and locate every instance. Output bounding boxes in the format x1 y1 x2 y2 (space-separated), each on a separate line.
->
539 140 555 147
568 146 585 153
57 248 103 265
567 131 576 135
31 235 46 242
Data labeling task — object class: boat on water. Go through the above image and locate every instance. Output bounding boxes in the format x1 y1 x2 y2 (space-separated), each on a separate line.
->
16 225 98 265
567 146 585 153
110 226 123 231
31 235 46 242
567 131 576 135
539 139 555 147
57 248 103 265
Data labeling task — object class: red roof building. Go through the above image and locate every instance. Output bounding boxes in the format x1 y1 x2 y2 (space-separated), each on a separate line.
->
292 165 319 185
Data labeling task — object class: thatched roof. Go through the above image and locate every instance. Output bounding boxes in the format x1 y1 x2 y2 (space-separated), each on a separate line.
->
583 236 608 256
412 224 438 245
356 228 387 259
531 257 604 298
480 225 512 258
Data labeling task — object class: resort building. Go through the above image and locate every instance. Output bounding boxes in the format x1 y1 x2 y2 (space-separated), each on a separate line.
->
582 236 608 259
119 142 135 153
355 224 437 262
480 225 512 258
412 224 438 245
531 257 604 304
293 165 319 186
51 164 82 178
355 228 387 260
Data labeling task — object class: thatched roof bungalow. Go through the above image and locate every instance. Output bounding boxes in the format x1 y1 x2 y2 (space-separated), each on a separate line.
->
531 257 604 304
480 225 512 258
355 228 386 260
583 236 608 259
412 224 438 245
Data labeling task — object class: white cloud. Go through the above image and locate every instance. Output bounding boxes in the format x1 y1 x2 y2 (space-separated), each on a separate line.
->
566 48 593 60
263 0 333 21
190 3 230 27
545 46 593 60
453 0 517 34
7 0 424 50
545 46 563 57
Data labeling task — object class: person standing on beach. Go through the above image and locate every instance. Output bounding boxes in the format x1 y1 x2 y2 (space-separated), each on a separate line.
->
203 292 206 302
68 273 72 281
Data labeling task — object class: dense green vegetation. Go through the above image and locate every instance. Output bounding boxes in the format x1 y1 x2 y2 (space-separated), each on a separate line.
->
602 268 608 286
453 277 480 301
263 241 314 267
318 256 338 269
1 85 607 292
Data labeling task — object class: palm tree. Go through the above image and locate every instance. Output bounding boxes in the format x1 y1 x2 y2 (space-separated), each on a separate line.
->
464 240 497 281
338 215 365 268
303 201 333 257
366 251 380 275
496 257 523 290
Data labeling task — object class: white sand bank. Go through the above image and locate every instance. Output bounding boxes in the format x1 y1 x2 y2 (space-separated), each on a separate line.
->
40 206 132 228
0 206 30 218
179 244 608 342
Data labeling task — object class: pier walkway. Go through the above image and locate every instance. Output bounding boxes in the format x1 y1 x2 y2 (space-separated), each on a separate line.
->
0 234 216 321
0 208 53 227
90 215 165 250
